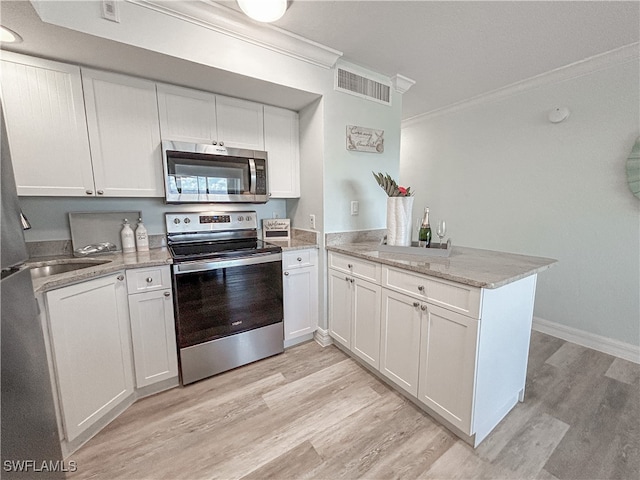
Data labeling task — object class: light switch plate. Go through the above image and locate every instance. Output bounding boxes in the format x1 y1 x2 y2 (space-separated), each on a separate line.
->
351 201 359 215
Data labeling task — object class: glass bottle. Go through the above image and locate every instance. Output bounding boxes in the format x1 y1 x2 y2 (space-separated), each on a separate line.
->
418 208 431 247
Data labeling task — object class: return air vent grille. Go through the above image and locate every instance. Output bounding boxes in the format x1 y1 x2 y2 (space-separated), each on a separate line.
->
335 68 391 105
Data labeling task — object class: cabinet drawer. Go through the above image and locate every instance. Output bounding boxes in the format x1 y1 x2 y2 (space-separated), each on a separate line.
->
383 267 481 319
126 265 172 294
328 252 380 282
282 249 316 269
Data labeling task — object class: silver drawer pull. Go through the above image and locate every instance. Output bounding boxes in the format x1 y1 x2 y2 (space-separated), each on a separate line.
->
117 275 124 281
297 257 302 262
164 291 170 297
418 285 425 292
413 302 419 307
146 277 153 283
97 190 104 195
421 304 428 311
347 263 353 269
86 190 93 195
284 272 290 276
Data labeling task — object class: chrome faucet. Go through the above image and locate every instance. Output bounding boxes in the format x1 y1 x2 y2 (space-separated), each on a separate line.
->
74 242 117 257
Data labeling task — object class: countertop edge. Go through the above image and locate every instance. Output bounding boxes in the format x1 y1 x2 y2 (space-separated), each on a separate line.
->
326 244 557 289
29 249 173 294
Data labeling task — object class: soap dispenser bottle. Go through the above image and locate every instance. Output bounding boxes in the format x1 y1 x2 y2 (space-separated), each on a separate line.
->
135 217 149 252
120 219 136 253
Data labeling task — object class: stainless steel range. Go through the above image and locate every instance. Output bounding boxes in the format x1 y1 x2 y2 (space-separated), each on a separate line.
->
166 211 283 385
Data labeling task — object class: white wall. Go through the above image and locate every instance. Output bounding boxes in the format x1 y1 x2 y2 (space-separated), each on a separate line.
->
400 53 640 348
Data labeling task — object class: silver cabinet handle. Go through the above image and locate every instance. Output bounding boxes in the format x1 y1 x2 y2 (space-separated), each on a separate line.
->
212 141 218 145
418 285 425 292
421 304 428 311
146 277 153 283
413 302 420 307
350 278 355 284
345 276 350 282
86 190 93 195
347 263 353 269
164 291 171 297
117 275 124 281
97 190 104 195
297 257 302 262
219 141 224 146
284 271 290 276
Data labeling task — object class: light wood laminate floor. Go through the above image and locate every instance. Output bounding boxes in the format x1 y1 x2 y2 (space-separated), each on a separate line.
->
68 331 639 479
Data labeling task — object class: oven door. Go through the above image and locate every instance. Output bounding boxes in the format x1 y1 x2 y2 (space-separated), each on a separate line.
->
172 252 283 349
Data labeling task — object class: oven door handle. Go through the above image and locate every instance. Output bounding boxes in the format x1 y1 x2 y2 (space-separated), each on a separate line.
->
173 251 282 275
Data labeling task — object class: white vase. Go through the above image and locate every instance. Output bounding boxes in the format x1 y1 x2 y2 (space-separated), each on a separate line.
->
386 196 414 246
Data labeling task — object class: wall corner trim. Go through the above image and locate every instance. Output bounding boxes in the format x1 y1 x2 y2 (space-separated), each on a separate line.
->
532 316 640 364
314 328 333 347
128 0 343 69
402 42 640 127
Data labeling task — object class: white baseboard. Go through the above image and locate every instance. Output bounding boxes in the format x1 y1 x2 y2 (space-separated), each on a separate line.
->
314 327 333 347
532 316 640 364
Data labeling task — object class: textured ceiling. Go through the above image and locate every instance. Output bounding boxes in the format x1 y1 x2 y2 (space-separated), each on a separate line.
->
1 1 638 120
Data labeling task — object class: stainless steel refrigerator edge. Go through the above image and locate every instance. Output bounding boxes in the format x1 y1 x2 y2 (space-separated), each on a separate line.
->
1 106 65 477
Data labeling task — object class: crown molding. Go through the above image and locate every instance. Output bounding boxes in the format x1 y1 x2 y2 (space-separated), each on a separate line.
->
402 42 640 127
392 74 416 94
128 0 343 69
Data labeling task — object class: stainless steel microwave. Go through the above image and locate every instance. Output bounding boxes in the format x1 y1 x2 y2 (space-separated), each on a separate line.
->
162 140 269 204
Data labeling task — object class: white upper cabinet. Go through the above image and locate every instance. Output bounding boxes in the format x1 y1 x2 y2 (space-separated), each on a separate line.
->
215 95 264 150
157 83 217 144
264 106 300 198
82 69 163 197
0 53 94 196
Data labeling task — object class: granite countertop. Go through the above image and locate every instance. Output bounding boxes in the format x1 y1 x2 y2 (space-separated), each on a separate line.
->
28 248 173 293
266 238 319 251
326 242 557 289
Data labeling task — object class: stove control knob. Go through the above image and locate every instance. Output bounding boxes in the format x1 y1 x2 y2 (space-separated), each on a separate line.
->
184 218 191 224
238 215 244 222
173 218 181 224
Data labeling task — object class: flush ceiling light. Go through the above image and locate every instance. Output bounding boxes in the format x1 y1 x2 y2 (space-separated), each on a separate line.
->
0 26 22 43
237 0 287 23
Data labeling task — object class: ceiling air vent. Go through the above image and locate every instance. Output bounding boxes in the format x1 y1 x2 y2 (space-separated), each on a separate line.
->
335 67 391 105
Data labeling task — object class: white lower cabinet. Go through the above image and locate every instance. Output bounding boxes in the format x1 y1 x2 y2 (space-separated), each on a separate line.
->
327 251 538 447
282 250 318 346
126 266 178 388
418 303 478 434
380 289 422 396
328 254 381 370
46 273 134 442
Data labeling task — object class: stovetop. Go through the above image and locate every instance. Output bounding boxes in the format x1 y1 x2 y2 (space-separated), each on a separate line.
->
169 238 281 262
166 211 281 262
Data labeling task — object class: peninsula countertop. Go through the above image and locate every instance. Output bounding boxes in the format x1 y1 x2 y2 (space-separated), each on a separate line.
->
326 243 557 289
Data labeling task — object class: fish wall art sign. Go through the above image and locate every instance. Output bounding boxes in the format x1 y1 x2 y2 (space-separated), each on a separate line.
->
346 125 384 153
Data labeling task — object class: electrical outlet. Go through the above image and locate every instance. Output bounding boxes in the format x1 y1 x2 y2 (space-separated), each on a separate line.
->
310 214 316 230
101 0 120 23
350 200 359 216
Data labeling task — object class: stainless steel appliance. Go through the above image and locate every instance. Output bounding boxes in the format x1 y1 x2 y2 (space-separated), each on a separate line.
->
166 211 283 385
162 141 269 204
1 108 64 478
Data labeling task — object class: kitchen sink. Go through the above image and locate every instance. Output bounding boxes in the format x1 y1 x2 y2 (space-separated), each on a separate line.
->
29 260 111 279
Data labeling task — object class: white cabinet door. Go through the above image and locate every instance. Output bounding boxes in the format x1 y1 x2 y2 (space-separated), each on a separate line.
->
46 273 133 442
82 69 163 197
264 106 300 198
215 95 264 150
157 83 217 144
128 288 178 388
351 278 381 369
283 266 318 342
418 303 478 435
328 269 352 349
380 289 422 396
0 52 94 196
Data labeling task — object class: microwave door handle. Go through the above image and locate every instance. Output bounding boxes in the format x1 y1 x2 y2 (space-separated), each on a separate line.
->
249 159 257 195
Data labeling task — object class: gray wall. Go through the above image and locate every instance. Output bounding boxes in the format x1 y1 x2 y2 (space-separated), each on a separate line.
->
400 55 640 347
